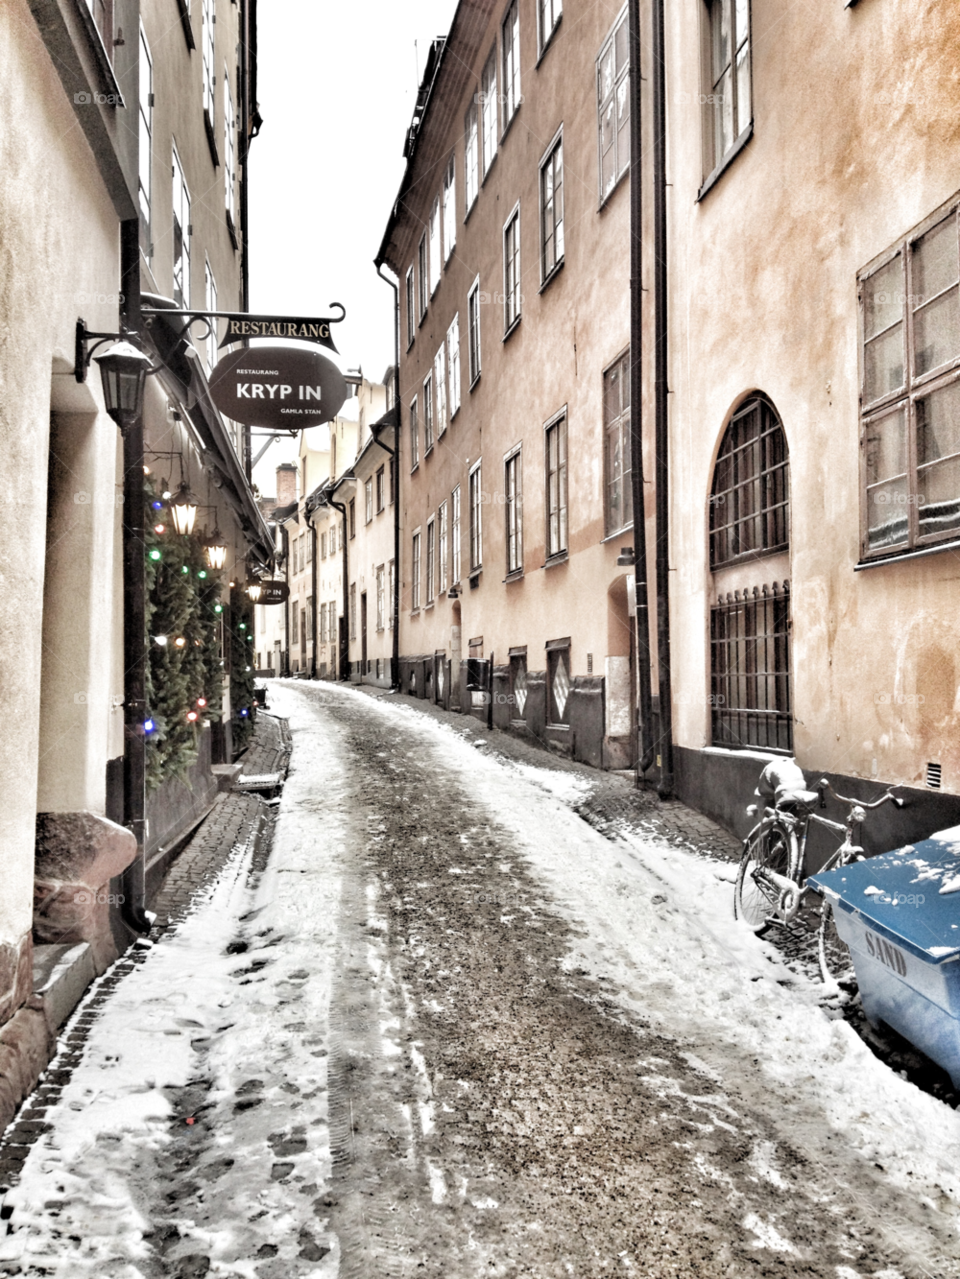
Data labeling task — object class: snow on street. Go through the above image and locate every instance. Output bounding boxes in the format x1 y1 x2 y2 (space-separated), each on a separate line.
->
2 680 959 1277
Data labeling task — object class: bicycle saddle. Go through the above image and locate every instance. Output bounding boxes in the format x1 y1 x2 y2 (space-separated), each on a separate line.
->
776 788 819 814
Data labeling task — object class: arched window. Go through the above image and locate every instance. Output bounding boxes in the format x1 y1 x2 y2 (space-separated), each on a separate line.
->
710 396 789 567
709 396 792 752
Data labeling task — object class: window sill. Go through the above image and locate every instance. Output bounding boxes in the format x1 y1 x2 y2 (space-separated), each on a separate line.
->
469 569 482 587
598 166 629 213
601 524 634 544
410 608 421 617
226 209 239 250
72 0 125 103
469 372 481 393
855 536 960 570
542 550 569 569
503 569 524 583
539 258 564 294
425 601 435 610
464 195 478 226
502 315 522 343
697 122 754 202
500 106 521 146
410 463 419 474
418 310 428 328
536 14 562 66
175 0 196 48
481 151 498 188
424 445 434 458
204 112 220 168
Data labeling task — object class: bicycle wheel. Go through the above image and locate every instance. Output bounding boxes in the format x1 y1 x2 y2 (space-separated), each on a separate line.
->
734 821 798 934
817 898 857 987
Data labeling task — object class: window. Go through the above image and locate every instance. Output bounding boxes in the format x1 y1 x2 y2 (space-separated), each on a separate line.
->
711 584 792 751
320 601 327 644
860 207 960 557
349 582 356 639
604 351 632 535
426 518 436 604
389 455 396 503
705 0 751 177
452 485 462 583
321 531 327 559
405 265 416 347
447 315 461 416
376 466 385 513
138 26 153 256
205 260 217 370
86 0 115 57
365 477 373 524
510 652 528 717
418 234 428 319
306 597 314 642
429 197 441 296
501 0 521 129
539 0 562 53
434 344 447 437
376 566 385 631
438 500 448 594
423 376 434 454
306 532 312 562
410 396 420 470
540 134 564 281
224 71 236 227
412 531 422 610
388 559 395 628
481 48 498 175
503 205 521 333
547 640 571 724
465 98 479 213
443 156 456 263
469 462 483 571
172 145 191 307
292 602 299 645
597 8 629 202
202 0 216 132
349 498 356 539
468 278 482 385
545 412 568 557
505 448 523 574
710 396 789 566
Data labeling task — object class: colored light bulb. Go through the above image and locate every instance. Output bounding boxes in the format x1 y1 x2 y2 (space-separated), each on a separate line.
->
149 549 161 561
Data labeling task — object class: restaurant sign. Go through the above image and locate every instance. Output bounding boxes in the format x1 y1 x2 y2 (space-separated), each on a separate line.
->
247 580 289 605
209 346 348 430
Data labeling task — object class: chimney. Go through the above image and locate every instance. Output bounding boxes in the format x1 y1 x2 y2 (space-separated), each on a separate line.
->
276 462 297 508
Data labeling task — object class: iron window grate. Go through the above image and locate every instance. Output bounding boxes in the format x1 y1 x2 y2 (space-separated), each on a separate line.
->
711 581 792 752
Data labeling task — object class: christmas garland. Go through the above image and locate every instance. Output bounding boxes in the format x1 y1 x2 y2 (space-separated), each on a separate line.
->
144 479 225 790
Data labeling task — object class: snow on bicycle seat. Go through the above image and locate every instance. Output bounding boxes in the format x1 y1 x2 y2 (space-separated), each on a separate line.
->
756 758 808 801
776 788 819 813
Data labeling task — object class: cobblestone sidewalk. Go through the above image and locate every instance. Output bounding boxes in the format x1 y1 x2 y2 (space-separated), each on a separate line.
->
0 716 288 1197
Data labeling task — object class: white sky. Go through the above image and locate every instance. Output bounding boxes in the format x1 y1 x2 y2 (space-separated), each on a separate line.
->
248 0 459 494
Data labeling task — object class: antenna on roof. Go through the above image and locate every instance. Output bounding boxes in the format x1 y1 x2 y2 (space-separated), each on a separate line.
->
414 39 419 89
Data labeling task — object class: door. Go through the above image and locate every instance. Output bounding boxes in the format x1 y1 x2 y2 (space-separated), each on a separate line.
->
360 592 368 672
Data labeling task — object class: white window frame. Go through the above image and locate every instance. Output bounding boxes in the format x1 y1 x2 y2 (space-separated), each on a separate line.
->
418 233 428 319
447 315 461 417
204 258 217 370
503 202 521 335
202 0 216 127
597 6 630 204
411 529 422 611
376 565 385 631
172 144 191 307
538 0 562 55
405 265 416 347
452 485 462 583
139 25 153 256
540 129 564 283
423 375 434 454
442 156 456 263
464 97 479 214
501 0 521 130
224 69 236 224
481 47 498 176
426 517 436 604
429 196 441 296
365 476 373 524
410 395 420 470
468 276 482 386
505 445 523 574
434 345 447 438
545 408 569 558
438 500 449 594
469 460 483 572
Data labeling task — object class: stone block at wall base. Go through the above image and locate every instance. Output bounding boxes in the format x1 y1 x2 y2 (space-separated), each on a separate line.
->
34 811 137 975
0 935 34 1030
0 1008 55 1133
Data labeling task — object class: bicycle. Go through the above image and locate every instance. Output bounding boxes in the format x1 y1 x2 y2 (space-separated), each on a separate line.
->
733 760 904 984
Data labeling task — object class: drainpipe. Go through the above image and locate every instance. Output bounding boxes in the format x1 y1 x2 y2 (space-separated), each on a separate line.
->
375 262 402 690
118 218 151 934
328 495 349 679
628 0 655 781
281 522 290 676
652 0 674 799
308 511 318 678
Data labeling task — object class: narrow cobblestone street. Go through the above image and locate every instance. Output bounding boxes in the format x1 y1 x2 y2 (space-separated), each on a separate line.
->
1 683 958 1277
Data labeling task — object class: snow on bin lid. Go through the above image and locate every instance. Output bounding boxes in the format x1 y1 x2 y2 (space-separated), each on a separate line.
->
808 826 960 963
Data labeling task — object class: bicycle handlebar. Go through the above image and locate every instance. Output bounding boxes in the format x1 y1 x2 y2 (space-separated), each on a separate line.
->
817 778 904 811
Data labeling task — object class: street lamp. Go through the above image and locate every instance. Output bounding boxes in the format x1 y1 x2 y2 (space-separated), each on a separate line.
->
169 479 200 535
204 526 228 570
92 341 153 433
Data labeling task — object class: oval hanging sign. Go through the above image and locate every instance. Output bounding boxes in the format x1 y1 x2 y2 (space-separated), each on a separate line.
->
209 346 348 431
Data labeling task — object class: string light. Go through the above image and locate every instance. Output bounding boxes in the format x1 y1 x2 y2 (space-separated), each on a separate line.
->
149 548 162 561
151 500 164 511
181 565 189 574
154 635 168 646
144 719 155 734
186 710 198 722
214 604 223 614
154 523 165 534
175 637 186 648
198 570 207 579
197 698 207 708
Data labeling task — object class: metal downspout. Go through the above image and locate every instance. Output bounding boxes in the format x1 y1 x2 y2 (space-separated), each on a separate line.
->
376 263 402 690
308 513 318 678
652 0 674 798
119 217 151 934
628 0 655 781
329 497 349 679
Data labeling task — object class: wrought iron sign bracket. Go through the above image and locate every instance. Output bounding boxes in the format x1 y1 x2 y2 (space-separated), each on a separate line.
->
141 304 347 355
